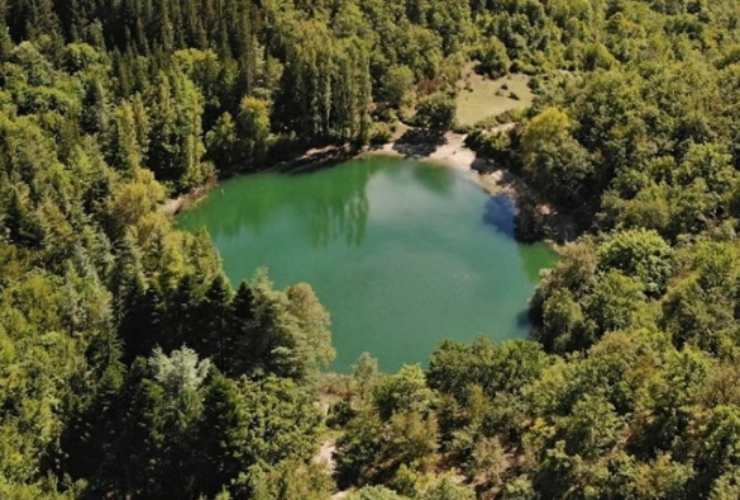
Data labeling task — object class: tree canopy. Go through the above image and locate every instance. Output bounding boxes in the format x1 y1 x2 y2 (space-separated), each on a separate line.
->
0 0 738 498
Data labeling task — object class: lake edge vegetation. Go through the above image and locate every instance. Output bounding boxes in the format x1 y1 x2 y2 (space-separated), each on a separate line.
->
0 1 739 499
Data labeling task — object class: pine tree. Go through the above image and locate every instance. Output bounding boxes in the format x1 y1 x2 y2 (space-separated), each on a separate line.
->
224 281 256 376
195 274 233 365
147 69 211 191
109 101 143 174
194 373 249 496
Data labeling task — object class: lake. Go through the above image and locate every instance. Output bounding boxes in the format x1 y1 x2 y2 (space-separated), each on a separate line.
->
177 156 557 372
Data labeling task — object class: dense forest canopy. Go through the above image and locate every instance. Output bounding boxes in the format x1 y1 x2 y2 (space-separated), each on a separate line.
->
0 0 738 498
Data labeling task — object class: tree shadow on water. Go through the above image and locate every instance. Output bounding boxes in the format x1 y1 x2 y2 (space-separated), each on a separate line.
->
516 308 532 330
482 195 516 238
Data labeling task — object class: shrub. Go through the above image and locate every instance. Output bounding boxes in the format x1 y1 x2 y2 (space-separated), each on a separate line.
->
477 37 511 78
370 122 393 145
414 93 456 131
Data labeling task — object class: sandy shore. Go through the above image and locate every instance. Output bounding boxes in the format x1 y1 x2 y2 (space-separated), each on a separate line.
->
363 127 520 199
162 125 574 243
364 127 575 243
160 178 217 216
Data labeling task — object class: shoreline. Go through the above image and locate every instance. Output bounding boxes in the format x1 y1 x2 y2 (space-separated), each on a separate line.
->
362 129 575 245
159 143 360 216
160 178 218 216
362 130 517 198
161 128 574 245
160 130 513 214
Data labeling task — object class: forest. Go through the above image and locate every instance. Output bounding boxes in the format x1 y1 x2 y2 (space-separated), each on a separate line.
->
0 0 738 498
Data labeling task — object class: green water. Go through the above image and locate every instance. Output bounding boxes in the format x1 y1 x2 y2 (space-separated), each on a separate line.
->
178 156 557 372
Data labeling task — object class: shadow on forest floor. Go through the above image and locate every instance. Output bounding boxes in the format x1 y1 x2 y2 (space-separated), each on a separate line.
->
389 129 447 158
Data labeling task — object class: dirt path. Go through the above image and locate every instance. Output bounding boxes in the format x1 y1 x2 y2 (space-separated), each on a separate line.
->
313 438 337 474
313 437 354 499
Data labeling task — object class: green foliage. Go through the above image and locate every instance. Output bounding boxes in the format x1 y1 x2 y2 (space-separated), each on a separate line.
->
241 272 335 380
533 239 656 353
530 229 732 357
272 21 372 142
237 96 270 161
477 37 511 78
242 459 334 500
370 122 394 145
582 43 617 71
0 1 739 498
349 352 381 408
347 485 407 500
337 365 440 487
336 408 439 488
148 345 211 397
373 365 435 419
204 112 240 171
414 93 456 131
0 24 341 494
597 229 673 296
108 98 149 174
520 107 595 207
464 128 513 167
429 339 550 401
204 96 270 173
660 241 739 355
146 69 213 192
382 65 415 109
417 474 476 500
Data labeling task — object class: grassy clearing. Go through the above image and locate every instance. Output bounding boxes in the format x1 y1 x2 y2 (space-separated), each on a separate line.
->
456 65 534 128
